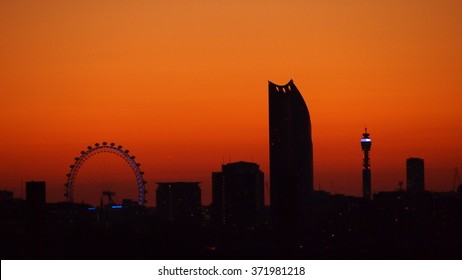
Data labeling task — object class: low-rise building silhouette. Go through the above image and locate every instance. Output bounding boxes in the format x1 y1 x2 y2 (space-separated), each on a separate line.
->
156 182 201 223
212 161 264 228
0 190 13 203
406 158 425 193
26 181 46 209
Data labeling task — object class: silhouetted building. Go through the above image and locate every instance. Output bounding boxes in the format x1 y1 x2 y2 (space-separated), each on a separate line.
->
268 80 313 234
0 190 13 204
46 202 96 231
122 199 139 208
407 158 425 193
26 181 46 210
212 161 264 228
25 181 46 257
156 182 201 223
361 129 372 200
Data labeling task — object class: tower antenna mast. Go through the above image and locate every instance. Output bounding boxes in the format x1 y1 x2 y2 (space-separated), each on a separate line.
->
361 128 372 200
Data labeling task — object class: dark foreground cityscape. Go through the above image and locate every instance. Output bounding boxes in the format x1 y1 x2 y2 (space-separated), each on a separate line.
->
1 80 461 259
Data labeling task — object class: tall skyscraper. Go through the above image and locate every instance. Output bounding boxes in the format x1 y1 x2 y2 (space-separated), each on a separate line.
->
361 128 372 200
212 161 264 228
268 80 313 233
406 158 425 193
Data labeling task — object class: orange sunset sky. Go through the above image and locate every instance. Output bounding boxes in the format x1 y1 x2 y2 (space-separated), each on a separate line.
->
1 1 461 206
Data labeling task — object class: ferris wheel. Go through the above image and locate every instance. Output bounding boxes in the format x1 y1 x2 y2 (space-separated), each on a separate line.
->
64 142 147 206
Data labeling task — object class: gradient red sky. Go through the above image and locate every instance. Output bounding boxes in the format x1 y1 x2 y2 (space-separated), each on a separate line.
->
1 1 461 206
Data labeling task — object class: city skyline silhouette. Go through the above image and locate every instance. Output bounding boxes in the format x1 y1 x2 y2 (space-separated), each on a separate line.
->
1 0 462 260
2 77 462 259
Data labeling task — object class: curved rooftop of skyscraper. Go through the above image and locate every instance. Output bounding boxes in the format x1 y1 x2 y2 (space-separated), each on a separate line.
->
268 79 314 236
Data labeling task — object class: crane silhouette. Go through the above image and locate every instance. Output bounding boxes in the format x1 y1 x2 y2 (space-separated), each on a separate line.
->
102 191 116 206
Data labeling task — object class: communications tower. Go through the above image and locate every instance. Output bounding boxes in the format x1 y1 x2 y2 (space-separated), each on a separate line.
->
361 128 372 200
